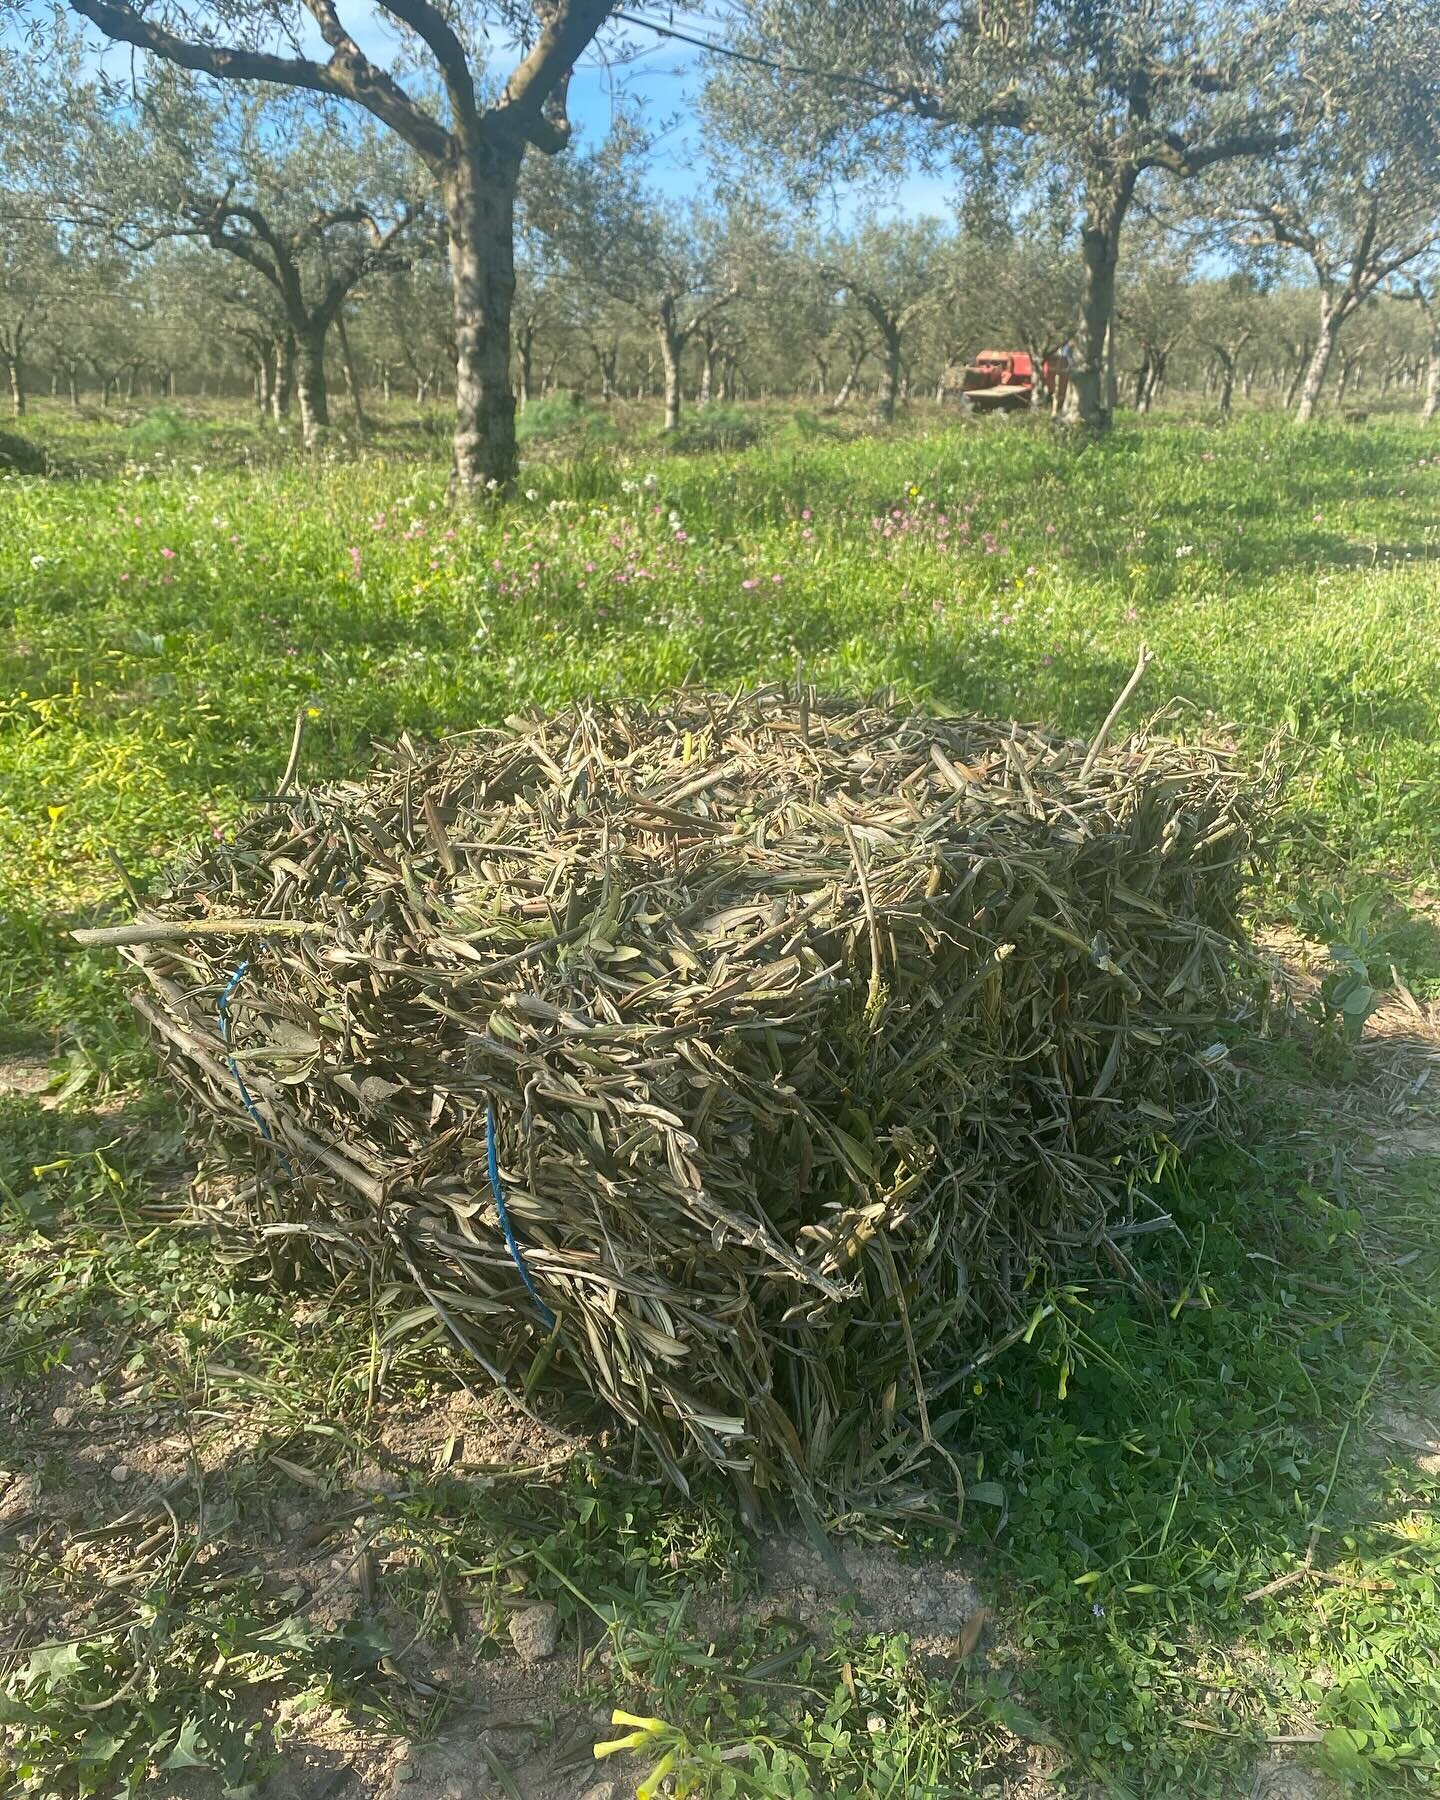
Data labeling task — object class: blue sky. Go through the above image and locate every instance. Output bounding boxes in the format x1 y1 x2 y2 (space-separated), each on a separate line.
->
560 25 958 224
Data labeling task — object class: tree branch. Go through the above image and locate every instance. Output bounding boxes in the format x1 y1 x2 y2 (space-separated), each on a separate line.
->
679 281 741 339
1144 126 1297 177
375 0 481 146
496 0 618 154
612 8 1029 132
316 206 419 321
66 0 455 169
68 0 337 101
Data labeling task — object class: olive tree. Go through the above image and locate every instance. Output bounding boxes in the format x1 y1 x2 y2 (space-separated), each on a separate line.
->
54 0 618 493
819 216 952 422
139 86 429 445
699 0 1314 429
1189 273 1264 413
530 135 764 428
1215 0 1440 420
0 217 64 414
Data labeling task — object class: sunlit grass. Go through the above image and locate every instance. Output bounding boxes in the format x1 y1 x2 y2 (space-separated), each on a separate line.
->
3 405 1440 1795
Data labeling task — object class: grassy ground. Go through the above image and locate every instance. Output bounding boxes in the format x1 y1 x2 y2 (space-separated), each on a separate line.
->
2 400 1440 1798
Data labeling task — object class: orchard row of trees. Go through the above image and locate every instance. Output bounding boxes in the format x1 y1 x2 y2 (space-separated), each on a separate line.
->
5 193 1439 431
1 0 1439 486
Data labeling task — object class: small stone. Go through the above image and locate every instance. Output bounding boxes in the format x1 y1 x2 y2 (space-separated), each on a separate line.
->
577 1783 621 1800
507 1601 559 1663
52 1406 75 1428
109 1463 130 1483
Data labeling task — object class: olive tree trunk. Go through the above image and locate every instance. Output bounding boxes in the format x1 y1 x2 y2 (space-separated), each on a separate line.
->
444 143 522 497
1215 351 1237 416
874 324 901 423
1335 347 1362 408
591 342 617 402
1295 309 1339 423
1419 315 1440 423
699 328 718 407
1064 180 1135 431
272 332 294 422
831 347 864 410
658 317 684 430
334 307 368 431
257 345 276 415
295 326 330 449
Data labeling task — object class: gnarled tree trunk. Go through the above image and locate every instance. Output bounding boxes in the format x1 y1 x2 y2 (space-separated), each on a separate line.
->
1423 337 1440 424
1214 350 1237 415
444 141 522 498
591 342 617 402
1412 295 1440 424
295 326 330 449
830 343 865 410
1335 345 1364 409
1064 179 1134 431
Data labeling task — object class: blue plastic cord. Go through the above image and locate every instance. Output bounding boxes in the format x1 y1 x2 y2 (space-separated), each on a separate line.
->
485 1102 556 1328
218 959 294 1175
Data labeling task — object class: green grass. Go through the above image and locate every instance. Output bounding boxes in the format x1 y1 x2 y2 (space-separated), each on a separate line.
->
3 403 1440 1796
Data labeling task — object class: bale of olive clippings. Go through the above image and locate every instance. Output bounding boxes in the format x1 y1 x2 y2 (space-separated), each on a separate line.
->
108 689 1267 1508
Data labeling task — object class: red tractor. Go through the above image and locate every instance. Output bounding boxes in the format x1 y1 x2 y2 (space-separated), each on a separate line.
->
959 350 1036 411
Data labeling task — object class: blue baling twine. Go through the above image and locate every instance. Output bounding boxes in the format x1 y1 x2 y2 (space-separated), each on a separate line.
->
217 962 549 1326
218 960 294 1175
485 1102 556 1329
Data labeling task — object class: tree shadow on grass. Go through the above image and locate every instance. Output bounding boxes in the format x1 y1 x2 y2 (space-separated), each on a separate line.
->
947 1123 1440 1792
